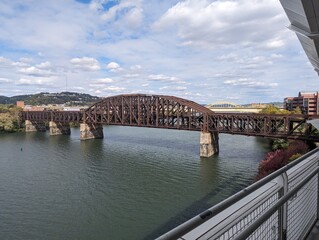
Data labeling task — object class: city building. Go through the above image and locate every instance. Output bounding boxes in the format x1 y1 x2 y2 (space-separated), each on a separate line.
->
16 101 25 108
284 91 319 115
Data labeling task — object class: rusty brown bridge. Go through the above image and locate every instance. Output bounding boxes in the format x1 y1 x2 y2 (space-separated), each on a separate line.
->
20 94 319 157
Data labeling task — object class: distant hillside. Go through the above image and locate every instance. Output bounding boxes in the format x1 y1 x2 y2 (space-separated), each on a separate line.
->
0 96 10 104
0 92 101 106
242 102 284 108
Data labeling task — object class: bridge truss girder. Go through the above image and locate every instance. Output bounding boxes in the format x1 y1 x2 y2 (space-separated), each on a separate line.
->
21 111 83 123
83 94 210 132
19 94 319 141
207 113 318 141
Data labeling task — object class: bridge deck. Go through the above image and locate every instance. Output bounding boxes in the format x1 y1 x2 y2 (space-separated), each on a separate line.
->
20 110 319 141
19 94 319 141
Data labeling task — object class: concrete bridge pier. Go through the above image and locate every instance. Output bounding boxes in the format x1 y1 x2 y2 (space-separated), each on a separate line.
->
25 120 46 132
49 121 71 136
80 123 104 140
200 131 219 157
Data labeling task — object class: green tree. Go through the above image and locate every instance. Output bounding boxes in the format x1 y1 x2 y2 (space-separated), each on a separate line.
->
259 105 281 114
0 105 22 133
272 139 289 151
259 105 297 115
291 106 302 114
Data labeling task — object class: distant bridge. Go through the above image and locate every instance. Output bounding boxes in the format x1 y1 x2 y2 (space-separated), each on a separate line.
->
206 101 243 108
20 94 319 157
206 101 267 113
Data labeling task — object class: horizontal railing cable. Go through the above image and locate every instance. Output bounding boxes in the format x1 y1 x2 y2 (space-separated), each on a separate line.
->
235 167 319 240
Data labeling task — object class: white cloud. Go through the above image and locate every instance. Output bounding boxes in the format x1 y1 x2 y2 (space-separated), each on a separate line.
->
0 57 9 63
266 39 285 49
107 62 120 69
224 78 278 88
0 0 314 102
96 78 114 83
12 61 30 67
99 0 143 26
130 64 142 70
19 57 33 63
89 78 114 87
271 54 283 59
36 61 51 69
16 78 53 86
18 66 52 76
89 1 103 11
70 57 100 71
69 86 85 91
148 74 183 83
103 86 125 92
0 78 12 83
153 0 287 49
122 7 143 29
0 57 12 67
0 1 95 53
218 54 273 69
106 62 123 72
124 73 140 78
160 86 187 91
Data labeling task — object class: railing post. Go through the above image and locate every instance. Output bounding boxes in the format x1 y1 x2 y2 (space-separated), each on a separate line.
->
277 172 288 240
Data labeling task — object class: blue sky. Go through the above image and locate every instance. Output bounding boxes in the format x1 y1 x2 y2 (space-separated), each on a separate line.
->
0 0 318 104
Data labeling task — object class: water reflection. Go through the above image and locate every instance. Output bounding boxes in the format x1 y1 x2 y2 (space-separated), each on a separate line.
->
0 127 270 240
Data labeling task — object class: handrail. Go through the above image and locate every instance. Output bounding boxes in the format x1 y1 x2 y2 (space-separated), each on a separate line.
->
157 147 319 240
235 167 319 239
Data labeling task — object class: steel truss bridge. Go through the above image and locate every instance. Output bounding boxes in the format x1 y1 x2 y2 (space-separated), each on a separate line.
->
19 94 319 141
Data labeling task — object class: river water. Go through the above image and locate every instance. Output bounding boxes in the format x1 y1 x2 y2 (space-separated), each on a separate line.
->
0 126 270 240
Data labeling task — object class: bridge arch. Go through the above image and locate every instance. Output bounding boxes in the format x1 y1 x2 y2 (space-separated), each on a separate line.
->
83 94 213 132
20 93 319 157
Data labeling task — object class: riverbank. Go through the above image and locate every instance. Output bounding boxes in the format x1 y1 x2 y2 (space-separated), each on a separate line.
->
0 105 23 133
256 139 312 180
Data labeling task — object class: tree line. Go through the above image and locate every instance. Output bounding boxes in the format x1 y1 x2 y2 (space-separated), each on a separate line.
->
0 105 23 133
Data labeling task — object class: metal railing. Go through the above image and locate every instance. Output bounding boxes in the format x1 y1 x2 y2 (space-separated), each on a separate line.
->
157 148 319 240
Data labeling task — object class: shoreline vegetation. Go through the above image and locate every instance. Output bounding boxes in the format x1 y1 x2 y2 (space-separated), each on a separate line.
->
255 139 312 180
0 104 23 133
255 105 314 180
0 104 81 134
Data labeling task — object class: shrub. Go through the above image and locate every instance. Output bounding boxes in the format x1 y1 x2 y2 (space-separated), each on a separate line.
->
256 149 286 180
256 140 309 180
285 140 308 159
272 139 289 151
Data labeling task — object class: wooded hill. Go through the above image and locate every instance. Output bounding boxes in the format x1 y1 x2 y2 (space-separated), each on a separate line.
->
0 92 101 106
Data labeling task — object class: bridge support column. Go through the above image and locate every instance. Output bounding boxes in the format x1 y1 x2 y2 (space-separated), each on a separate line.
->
25 120 46 132
80 123 103 140
200 131 219 157
49 121 71 136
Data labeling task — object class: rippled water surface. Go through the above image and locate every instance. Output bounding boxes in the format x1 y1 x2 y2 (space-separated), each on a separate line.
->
0 126 270 239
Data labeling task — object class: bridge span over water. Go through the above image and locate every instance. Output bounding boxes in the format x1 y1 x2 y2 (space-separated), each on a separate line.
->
20 94 319 157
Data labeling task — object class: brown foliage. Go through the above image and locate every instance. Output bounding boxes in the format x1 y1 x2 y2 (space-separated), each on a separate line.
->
256 140 309 180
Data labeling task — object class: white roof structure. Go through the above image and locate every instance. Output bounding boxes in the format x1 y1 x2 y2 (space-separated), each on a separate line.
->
280 0 319 74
